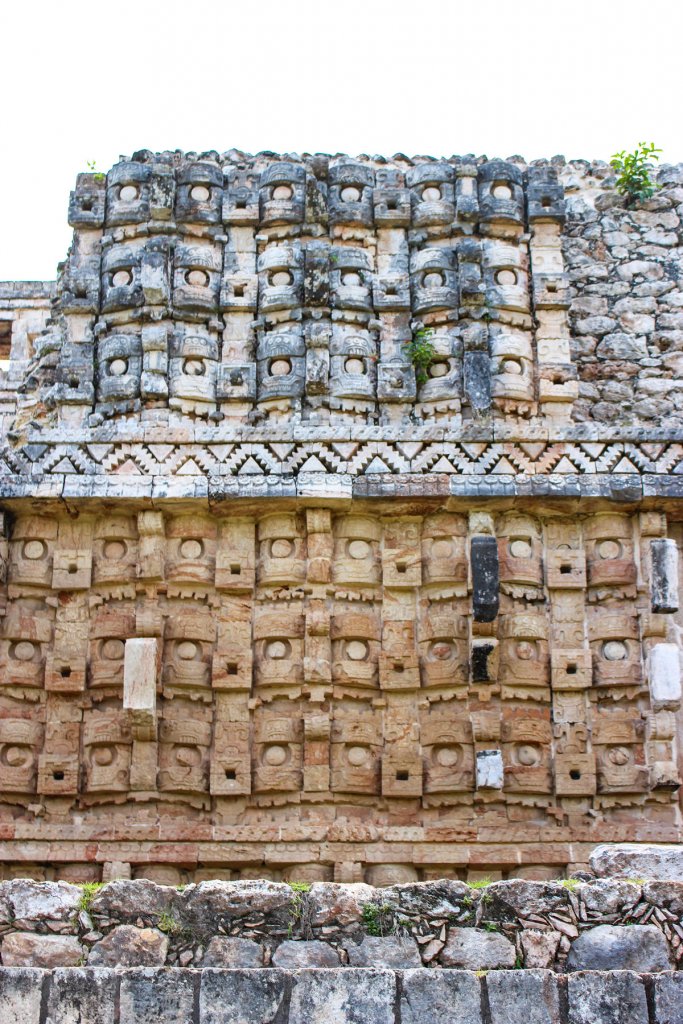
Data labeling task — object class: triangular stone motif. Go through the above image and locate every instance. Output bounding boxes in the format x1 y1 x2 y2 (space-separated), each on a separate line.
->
147 445 176 462
112 459 143 475
176 459 204 476
237 457 265 475
553 455 581 474
430 456 457 473
363 456 391 474
299 454 329 473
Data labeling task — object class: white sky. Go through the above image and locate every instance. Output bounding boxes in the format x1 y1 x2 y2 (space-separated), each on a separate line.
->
3 0 682 281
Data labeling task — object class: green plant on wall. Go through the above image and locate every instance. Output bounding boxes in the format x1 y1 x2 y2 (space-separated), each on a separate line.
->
85 160 106 184
405 327 436 386
610 142 662 206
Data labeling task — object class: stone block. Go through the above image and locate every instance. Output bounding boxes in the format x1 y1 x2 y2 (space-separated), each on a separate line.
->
400 968 482 1024
0 968 44 1024
271 939 339 968
289 968 395 1024
652 972 683 1024
566 924 672 972
46 968 117 1024
307 882 375 926
441 927 516 969
90 879 181 921
0 880 81 924
343 934 422 968
1 933 82 968
648 644 682 710
590 843 683 880
88 925 168 967
487 970 560 1024
470 535 499 622
476 749 504 790
199 968 288 1024
651 538 679 613
520 930 562 968
202 937 263 968
567 970 648 1024
119 967 196 1024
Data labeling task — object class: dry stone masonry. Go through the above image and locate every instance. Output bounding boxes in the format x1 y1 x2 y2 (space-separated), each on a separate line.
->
0 149 681 896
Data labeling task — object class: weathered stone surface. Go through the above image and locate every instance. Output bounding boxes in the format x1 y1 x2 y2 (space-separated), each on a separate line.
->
344 935 421 968
271 939 339 968
307 883 375 926
652 972 683 1024
520 930 562 968
289 968 395 1024
383 879 473 917
200 969 288 1024
579 880 641 917
487 970 560 1024
400 968 482 1024
90 880 180 921
119 967 195 1024
0 881 81 925
1 933 82 968
485 880 570 922
566 924 672 972
202 936 263 968
590 844 683 881
441 927 516 969
184 881 292 931
88 925 168 967
0 967 44 1024
46 968 117 1024
567 970 648 1024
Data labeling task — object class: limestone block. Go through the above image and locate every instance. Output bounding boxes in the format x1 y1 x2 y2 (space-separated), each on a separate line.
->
289 968 395 1024
400 969 482 1024
650 538 679 613
307 883 375 927
487 970 560 1024
1 880 81 925
520 930 562 968
272 939 339 968
88 926 168 967
652 972 683 1024
441 927 516 969
46 968 118 1024
1 933 82 968
89 879 181 921
590 843 683 880
119 967 195 1024
648 644 682 710
202 937 263 968
200 969 288 1024
566 924 672 972
476 749 504 790
567 971 648 1024
184 880 293 932
343 935 422 968
0 967 44 1024
123 638 158 735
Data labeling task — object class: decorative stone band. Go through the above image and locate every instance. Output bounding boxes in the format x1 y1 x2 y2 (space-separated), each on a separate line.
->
0 966 680 1024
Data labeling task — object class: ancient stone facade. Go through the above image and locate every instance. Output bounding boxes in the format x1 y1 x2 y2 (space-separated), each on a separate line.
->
0 150 682 884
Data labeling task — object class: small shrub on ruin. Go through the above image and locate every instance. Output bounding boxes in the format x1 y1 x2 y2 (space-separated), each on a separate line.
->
610 142 662 206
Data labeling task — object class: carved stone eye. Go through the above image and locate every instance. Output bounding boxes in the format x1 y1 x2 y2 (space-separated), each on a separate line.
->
190 185 210 202
179 539 203 560
492 182 512 200
509 538 532 559
434 744 461 768
422 272 444 289
263 744 288 766
103 540 127 560
269 358 292 377
345 640 368 662
119 185 138 202
109 359 128 376
429 361 449 379
347 540 370 560
502 358 523 375
266 639 291 660
272 185 293 200
496 269 518 286
183 358 205 376
422 186 441 201
597 539 622 560
516 641 537 661
516 743 541 767
185 269 209 288
12 641 36 662
101 639 125 660
344 357 365 375
175 746 202 767
340 186 361 202
430 640 454 662
22 540 46 560
270 271 293 287
177 641 200 661
92 746 115 767
2 745 31 768
347 745 370 767
606 745 631 766
603 640 628 661
341 271 362 287
270 538 294 558
431 539 453 559
112 270 132 288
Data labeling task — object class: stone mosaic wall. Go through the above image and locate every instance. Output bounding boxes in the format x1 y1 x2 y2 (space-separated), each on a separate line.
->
0 151 681 883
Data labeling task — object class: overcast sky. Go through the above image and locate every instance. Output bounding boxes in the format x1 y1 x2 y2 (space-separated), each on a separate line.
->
3 0 682 281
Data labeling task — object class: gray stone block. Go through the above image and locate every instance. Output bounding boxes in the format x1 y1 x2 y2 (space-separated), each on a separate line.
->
46 968 118 1024
0 968 44 1024
289 968 395 1024
119 967 196 1024
590 843 683 881
343 934 421 968
566 924 672 972
88 925 168 967
272 939 339 968
441 927 516 969
567 970 648 1024
487 970 560 1024
1 933 83 968
202 937 264 968
652 971 683 1024
200 968 288 1024
651 538 679 613
400 968 482 1024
